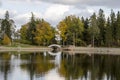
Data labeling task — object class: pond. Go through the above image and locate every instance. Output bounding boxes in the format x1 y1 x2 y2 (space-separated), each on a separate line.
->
0 51 120 80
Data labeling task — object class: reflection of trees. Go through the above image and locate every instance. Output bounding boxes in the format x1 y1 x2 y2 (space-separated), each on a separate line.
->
58 53 91 80
0 52 11 80
58 53 120 80
92 54 120 80
34 54 55 74
20 52 55 80
1 52 120 80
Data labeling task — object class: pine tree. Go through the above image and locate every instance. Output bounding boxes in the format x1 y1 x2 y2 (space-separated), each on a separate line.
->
89 13 100 47
1 11 15 40
110 9 116 45
82 18 90 45
116 11 120 45
105 17 112 47
97 9 106 46
27 12 36 44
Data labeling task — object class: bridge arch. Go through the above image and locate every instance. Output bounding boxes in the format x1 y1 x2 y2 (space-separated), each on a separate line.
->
48 51 61 56
48 44 61 48
48 44 61 52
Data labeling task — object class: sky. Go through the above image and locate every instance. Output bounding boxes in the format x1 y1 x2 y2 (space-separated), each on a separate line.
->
0 0 120 29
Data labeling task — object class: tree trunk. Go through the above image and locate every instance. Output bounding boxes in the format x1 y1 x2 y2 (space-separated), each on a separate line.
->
93 36 94 47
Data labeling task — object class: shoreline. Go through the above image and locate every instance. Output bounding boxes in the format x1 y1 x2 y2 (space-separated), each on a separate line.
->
63 47 120 55
0 46 51 52
0 46 120 55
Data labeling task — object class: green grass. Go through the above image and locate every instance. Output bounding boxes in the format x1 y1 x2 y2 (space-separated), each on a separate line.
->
3 42 36 47
2 42 48 48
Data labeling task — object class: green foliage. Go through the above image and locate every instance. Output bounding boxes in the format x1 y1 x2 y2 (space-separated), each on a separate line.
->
110 10 116 42
97 9 106 46
105 17 112 47
1 11 15 40
2 34 11 45
58 15 84 46
116 11 120 45
20 14 55 46
20 25 28 40
1 9 120 47
82 18 91 45
89 13 100 38
88 13 100 46
57 21 67 45
27 12 36 44
34 19 54 45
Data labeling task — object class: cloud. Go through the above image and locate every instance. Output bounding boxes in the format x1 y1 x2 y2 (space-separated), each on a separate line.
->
1 0 119 29
13 12 42 28
12 4 70 28
0 9 17 18
4 0 120 9
35 0 120 8
43 4 70 26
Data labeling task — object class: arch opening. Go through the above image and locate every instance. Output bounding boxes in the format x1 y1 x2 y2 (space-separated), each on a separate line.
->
48 44 61 52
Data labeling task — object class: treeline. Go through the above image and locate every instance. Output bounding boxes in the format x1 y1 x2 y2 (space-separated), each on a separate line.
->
58 9 120 47
0 9 120 47
20 13 56 46
0 11 15 45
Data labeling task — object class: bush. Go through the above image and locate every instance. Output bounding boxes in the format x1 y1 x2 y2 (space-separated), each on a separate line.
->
2 34 11 45
20 39 32 44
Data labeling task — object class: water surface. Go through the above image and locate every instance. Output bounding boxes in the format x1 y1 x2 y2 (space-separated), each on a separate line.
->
0 51 120 80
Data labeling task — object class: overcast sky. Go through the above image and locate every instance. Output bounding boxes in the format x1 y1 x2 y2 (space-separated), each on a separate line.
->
0 0 120 29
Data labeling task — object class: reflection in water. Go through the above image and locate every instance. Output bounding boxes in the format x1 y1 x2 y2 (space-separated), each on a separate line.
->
0 52 120 80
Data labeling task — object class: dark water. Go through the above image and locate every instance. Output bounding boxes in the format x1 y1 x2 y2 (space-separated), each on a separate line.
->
0 51 120 80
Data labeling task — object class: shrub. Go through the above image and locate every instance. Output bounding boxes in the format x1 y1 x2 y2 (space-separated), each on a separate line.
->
2 34 11 45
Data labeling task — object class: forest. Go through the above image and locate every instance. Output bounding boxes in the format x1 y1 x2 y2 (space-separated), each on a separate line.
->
0 9 120 47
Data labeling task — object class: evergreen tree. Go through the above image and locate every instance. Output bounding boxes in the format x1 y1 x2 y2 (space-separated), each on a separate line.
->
110 9 116 45
97 9 106 46
89 13 100 47
105 17 112 47
27 12 36 44
82 18 90 45
116 11 120 45
1 11 15 40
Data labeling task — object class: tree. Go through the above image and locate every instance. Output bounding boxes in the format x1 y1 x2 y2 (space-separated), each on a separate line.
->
1 11 15 40
82 18 91 45
34 19 55 46
105 17 112 47
97 9 106 46
116 11 120 45
89 13 100 47
20 18 55 46
57 21 68 46
110 9 116 45
58 15 84 46
5 11 9 20
27 12 36 44
20 24 30 44
2 34 11 45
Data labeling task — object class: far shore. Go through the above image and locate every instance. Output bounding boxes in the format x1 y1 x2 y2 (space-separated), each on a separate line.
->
63 47 120 55
0 46 51 52
0 46 120 55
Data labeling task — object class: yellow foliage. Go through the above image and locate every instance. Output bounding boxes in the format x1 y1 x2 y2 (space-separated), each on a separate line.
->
58 21 68 41
2 34 11 45
34 20 54 45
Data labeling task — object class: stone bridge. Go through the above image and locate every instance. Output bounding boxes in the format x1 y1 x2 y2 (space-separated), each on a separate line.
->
48 44 61 52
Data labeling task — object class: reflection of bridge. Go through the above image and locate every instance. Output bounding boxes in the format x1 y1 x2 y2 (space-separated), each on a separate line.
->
48 44 61 51
48 44 61 52
48 44 61 48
